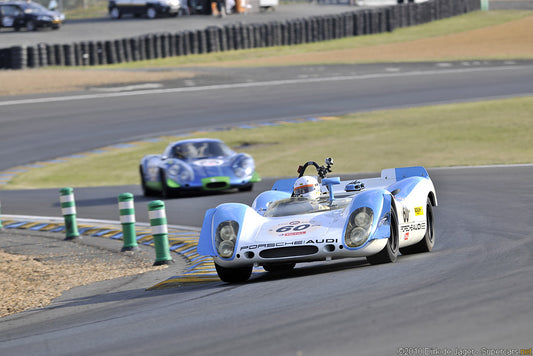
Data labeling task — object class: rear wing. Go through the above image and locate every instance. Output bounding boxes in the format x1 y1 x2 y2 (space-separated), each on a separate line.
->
381 166 429 181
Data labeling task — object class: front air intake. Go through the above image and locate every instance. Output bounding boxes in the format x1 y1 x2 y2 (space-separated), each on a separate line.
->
259 246 319 258
206 182 229 189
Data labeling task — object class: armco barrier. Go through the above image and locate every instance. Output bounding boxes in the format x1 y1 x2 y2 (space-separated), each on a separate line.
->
0 0 480 70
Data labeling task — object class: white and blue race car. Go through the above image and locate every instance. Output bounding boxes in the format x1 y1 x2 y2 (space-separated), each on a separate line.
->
139 138 261 197
198 158 437 282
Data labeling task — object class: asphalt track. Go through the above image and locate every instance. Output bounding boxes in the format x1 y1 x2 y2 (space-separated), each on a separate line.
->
1 61 533 354
0 165 532 355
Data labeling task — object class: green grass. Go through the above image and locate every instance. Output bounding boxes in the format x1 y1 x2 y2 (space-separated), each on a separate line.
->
5 96 532 189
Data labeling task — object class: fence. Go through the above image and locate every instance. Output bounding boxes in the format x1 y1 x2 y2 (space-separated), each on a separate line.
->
0 0 481 70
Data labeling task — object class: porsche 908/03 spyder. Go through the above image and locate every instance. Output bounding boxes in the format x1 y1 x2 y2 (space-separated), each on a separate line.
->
198 158 437 282
139 138 261 197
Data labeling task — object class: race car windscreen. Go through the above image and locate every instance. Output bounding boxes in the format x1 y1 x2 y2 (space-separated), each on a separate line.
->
264 197 351 217
173 142 233 159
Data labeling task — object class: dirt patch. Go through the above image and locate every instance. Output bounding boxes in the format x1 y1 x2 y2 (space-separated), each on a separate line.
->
0 69 196 96
0 229 166 318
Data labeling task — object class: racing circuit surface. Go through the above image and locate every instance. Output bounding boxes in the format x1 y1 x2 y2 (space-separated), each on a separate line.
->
1 61 533 354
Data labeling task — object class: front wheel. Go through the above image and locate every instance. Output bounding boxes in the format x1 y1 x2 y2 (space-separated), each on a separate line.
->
140 166 156 197
238 184 253 192
159 169 173 198
400 198 435 255
367 205 399 265
26 20 36 31
215 263 252 283
263 263 295 273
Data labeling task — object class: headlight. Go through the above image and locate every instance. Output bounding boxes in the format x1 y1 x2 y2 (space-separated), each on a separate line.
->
233 156 254 178
167 163 193 182
216 221 239 258
352 209 372 228
168 164 180 177
344 207 373 248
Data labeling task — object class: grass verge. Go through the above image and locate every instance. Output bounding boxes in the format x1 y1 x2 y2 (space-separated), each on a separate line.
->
5 96 532 189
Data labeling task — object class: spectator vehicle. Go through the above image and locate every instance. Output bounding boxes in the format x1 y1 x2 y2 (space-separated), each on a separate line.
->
108 0 181 19
0 1 64 31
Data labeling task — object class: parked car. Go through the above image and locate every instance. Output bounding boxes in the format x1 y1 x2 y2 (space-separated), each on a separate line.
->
0 1 64 31
198 158 437 282
108 0 182 19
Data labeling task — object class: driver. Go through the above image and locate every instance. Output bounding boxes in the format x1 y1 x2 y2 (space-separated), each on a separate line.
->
175 143 198 159
293 176 321 199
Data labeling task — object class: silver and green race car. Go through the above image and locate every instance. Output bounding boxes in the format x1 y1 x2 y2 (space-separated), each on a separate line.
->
139 138 261 197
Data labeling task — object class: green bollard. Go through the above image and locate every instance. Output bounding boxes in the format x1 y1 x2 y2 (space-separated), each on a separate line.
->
60 187 80 240
148 200 174 266
118 193 139 252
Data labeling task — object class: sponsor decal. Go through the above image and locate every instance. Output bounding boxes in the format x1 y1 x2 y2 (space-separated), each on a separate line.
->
268 220 321 237
240 239 339 251
402 207 410 223
403 232 409 241
400 222 426 233
414 206 424 216
194 159 224 167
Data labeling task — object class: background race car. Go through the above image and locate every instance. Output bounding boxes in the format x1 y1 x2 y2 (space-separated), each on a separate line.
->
139 138 261 197
198 158 437 283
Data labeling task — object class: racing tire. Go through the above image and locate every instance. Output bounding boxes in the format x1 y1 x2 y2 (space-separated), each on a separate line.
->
238 184 253 192
26 20 36 32
262 263 296 273
367 205 399 265
159 169 173 198
109 7 122 19
140 166 157 197
399 198 435 255
215 263 253 283
146 7 157 19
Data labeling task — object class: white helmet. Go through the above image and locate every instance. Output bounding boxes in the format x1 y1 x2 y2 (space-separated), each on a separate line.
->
293 176 321 199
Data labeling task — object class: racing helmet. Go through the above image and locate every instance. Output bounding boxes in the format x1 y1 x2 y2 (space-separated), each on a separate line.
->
293 176 321 199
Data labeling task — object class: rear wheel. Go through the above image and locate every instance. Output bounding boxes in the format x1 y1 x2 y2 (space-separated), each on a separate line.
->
400 198 435 255
146 6 157 19
367 205 399 265
110 7 121 19
215 263 252 283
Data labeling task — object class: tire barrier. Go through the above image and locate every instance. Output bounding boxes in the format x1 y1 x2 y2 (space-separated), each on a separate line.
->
0 0 480 69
